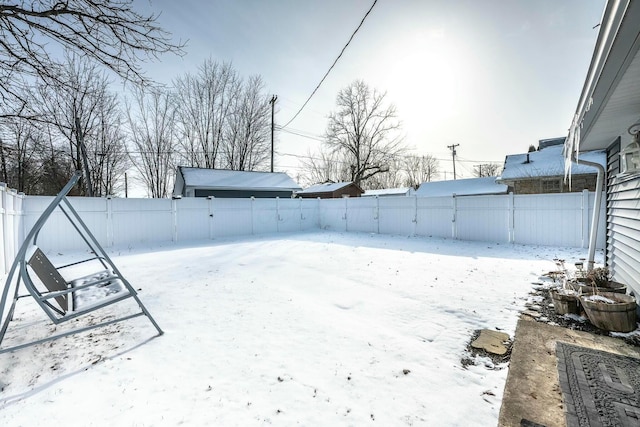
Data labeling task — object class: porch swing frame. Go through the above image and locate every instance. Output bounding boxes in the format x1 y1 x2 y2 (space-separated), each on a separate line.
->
0 171 163 354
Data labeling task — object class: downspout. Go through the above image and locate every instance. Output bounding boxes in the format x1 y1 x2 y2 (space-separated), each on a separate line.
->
571 152 605 272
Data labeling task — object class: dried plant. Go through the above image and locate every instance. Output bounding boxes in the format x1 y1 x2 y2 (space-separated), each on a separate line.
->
586 267 611 288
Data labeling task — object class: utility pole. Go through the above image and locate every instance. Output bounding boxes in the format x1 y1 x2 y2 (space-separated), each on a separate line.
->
270 95 278 173
447 144 459 180
476 164 482 178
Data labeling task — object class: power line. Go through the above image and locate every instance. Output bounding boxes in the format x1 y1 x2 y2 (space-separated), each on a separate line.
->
281 0 378 129
275 125 323 137
456 155 503 164
276 150 353 166
277 127 325 142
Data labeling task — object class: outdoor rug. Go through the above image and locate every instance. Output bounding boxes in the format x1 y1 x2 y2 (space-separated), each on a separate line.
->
556 342 640 427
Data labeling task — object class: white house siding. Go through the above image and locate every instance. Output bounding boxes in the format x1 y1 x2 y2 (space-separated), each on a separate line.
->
607 174 640 295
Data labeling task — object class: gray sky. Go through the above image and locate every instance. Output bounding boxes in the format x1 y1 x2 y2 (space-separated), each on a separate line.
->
141 0 605 181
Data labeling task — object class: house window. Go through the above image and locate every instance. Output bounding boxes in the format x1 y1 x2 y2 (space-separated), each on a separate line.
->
542 179 561 193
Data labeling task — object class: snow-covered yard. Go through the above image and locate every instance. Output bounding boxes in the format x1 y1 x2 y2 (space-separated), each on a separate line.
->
0 231 587 426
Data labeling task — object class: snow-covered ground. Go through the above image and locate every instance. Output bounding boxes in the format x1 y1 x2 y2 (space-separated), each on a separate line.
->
0 231 588 426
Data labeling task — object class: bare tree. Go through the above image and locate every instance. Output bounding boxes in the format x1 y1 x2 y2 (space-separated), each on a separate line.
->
223 75 271 171
0 0 184 116
300 148 350 187
0 118 42 192
0 118 74 194
403 154 439 187
173 60 272 172
173 60 240 168
0 140 6 184
473 163 502 177
33 53 128 196
38 124 75 194
364 158 405 190
126 85 176 198
325 80 404 187
92 106 129 196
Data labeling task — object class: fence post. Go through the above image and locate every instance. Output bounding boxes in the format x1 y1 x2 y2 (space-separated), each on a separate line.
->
508 192 515 244
0 183 6 275
375 196 380 234
251 196 255 235
451 194 457 239
15 192 24 254
276 197 280 233
208 196 215 240
413 194 418 236
106 196 114 248
6 189 16 271
171 198 178 243
298 197 303 231
344 197 348 232
582 190 590 249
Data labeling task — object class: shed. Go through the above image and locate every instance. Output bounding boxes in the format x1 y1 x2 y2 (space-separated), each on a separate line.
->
414 177 508 197
498 142 606 194
362 187 415 197
564 0 640 294
296 182 363 199
172 167 301 198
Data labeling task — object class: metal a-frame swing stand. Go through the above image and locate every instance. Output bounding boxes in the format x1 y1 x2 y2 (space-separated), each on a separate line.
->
0 171 163 354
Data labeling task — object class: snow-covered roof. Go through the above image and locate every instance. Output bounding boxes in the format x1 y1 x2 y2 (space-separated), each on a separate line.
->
500 145 606 180
415 177 509 197
362 187 413 197
296 182 354 194
177 167 301 191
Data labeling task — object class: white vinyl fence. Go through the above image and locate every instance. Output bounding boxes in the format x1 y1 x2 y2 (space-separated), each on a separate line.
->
0 183 24 278
1 190 605 276
321 191 605 248
19 196 321 253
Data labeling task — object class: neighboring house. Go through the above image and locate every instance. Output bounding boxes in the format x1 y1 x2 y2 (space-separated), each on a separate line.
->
172 167 301 198
414 177 508 197
498 139 606 194
362 187 415 197
295 182 363 199
564 0 640 294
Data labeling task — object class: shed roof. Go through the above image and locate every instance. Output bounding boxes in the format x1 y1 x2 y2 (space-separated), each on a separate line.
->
177 167 301 191
500 145 606 180
296 182 354 194
362 187 413 197
415 177 508 197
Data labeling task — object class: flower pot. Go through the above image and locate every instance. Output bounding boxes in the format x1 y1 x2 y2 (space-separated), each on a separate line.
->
568 279 627 294
549 288 581 315
579 292 638 333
